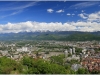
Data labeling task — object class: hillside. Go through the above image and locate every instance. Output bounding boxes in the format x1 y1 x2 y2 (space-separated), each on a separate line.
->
0 31 100 41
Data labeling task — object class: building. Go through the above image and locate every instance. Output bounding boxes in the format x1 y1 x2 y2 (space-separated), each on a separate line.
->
13 54 19 60
65 50 68 58
0 51 8 56
69 48 72 55
81 57 100 72
73 48 75 54
22 47 28 52
17 47 28 52
66 55 80 61
17 48 22 52
71 64 82 71
82 48 87 54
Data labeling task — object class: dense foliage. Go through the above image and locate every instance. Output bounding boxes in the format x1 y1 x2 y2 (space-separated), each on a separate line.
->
0 56 67 74
0 56 22 74
0 56 97 74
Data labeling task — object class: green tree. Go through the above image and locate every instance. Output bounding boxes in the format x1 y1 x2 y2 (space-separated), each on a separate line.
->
0 56 22 74
22 58 67 74
50 54 65 65
76 68 89 74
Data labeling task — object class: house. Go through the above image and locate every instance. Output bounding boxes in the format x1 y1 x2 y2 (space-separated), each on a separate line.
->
71 64 82 71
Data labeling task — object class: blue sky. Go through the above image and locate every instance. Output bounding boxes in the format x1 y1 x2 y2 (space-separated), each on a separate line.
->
0 1 100 33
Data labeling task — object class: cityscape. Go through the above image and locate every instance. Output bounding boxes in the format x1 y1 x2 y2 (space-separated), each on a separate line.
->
0 40 100 73
0 0 100 74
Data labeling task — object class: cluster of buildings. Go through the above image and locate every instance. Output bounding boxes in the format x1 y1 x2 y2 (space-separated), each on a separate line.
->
64 48 80 61
81 52 100 72
0 42 64 60
63 41 100 72
0 40 100 73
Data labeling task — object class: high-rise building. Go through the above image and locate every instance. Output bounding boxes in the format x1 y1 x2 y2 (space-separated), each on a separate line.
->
73 48 75 54
69 48 72 55
64 50 68 58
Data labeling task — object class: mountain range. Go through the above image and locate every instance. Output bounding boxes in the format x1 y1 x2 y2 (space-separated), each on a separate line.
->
0 31 100 41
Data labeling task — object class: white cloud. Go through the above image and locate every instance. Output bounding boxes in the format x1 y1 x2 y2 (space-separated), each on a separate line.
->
0 2 37 11
82 10 84 12
56 9 64 13
0 11 100 33
79 11 100 22
64 0 66 2
69 2 99 9
72 14 75 16
0 2 37 18
69 21 100 32
47 9 54 13
0 21 100 33
78 11 100 23
88 11 100 22
11 10 23 15
78 13 88 19
78 11 100 22
1 10 23 18
66 13 71 16
67 13 75 16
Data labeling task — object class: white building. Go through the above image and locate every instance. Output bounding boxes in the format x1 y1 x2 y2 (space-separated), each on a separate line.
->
17 47 28 52
13 54 19 59
73 48 75 54
82 48 87 52
17 48 22 52
82 48 87 54
69 48 72 55
22 47 28 52
65 50 68 57
66 56 80 61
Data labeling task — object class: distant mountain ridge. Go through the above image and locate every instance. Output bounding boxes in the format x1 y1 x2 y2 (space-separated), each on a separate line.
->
0 31 100 41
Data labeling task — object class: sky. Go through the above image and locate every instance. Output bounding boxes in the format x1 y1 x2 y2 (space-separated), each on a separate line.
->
0 1 100 33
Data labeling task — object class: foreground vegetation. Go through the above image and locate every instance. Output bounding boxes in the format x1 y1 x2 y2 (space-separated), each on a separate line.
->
0 56 92 74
